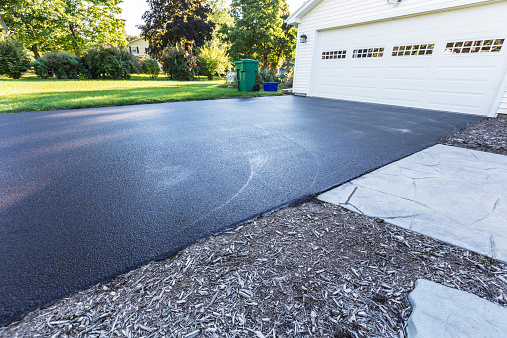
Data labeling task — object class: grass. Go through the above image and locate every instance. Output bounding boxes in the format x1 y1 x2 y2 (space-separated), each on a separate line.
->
0 74 283 114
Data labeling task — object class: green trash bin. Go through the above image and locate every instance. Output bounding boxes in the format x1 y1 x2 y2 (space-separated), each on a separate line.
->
234 59 259 92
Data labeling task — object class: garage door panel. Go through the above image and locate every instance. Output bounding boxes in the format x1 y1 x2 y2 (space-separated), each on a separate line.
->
384 67 430 80
380 88 424 103
427 91 488 112
316 84 344 96
347 66 382 79
312 2 507 115
346 86 378 99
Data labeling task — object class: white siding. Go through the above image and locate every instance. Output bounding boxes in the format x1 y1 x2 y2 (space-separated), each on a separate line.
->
499 90 507 115
293 0 500 95
128 39 150 56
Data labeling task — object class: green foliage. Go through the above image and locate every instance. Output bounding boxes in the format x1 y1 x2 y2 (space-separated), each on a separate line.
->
256 69 287 84
1 0 126 58
206 0 233 43
55 0 126 56
81 46 140 79
126 35 141 42
220 0 296 72
160 48 198 80
33 51 81 79
141 58 160 79
0 36 31 79
197 43 230 79
33 58 51 79
140 0 215 58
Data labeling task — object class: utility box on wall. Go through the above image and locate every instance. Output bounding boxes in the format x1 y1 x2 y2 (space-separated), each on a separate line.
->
234 59 259 92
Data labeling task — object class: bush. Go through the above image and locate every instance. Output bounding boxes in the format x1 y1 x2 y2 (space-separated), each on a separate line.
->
33 51 81 79
197 44 230 80
160 48 198 80
33 57 51 79
0 36 31 79
81 46 140 79
256 69 277 84
141 58 160 79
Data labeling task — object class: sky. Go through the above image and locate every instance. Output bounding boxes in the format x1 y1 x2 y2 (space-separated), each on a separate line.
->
120 0 307 36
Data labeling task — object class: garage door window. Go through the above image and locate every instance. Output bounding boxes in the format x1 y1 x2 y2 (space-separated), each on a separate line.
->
392 44 434 56
352 48 384 58
322 50 347 59
444 39 504 54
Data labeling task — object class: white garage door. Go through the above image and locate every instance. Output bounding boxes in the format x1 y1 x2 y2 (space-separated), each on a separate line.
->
310 3 507 116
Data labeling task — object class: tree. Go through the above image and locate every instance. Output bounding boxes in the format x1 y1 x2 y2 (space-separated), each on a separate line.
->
55 0 126 56
140 0 215 58
0 0 63 58
0 0 125 58
0 36 31 78
220 0 296 72
206 0 233 43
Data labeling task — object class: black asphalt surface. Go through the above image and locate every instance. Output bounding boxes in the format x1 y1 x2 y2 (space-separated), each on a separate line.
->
0 96 483 325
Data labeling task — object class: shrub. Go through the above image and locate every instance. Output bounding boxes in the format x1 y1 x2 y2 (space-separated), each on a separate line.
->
197 44 230 80
159 48 198 80
33 57 51 79
33 51 81 79
0 36 31 79
256 69 277 84
81 46 140 79
141 58 160 79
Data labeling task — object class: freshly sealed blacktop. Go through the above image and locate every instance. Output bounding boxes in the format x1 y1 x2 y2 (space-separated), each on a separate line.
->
0 96 485 325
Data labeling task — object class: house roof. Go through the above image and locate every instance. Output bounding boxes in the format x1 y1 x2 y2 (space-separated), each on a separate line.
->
128 37 145 44
286 0 323 26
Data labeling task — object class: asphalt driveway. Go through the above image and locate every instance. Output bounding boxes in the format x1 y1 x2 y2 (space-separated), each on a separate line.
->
0 96 483 325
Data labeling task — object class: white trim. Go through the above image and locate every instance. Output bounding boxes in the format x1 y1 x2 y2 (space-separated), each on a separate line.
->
286 0 324 25
489 67 507 117
307 30 321 97
286 0 500 26
128 37 145 44
293 25 302 93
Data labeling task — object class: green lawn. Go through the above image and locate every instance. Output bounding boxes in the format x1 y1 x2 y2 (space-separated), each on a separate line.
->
0 74 282 114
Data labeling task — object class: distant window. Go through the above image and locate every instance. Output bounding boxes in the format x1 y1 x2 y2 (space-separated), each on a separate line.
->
352 48 384 58
444 39 504 54
145 48 149 53
321 50 346 59
392 43 434 56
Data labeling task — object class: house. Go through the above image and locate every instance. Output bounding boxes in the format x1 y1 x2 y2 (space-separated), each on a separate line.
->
286 0 507 116
128 38 150 57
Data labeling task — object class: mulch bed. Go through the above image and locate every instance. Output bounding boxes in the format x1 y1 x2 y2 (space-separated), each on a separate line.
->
442 115 507 155
1 116 506 337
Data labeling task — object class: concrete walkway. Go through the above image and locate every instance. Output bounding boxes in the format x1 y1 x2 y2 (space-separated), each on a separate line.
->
407 279 507 337
319 144 507 336
319 144 507 263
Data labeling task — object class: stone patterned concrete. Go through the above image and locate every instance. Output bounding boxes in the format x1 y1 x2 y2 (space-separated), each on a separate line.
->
407 279 507 337
319 144 507 263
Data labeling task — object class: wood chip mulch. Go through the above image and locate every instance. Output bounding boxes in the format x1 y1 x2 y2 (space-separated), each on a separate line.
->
1 116 506 337
442 115 507 155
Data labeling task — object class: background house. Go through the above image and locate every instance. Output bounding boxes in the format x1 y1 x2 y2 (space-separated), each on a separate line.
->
128 37 150 57
287 0 507 117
